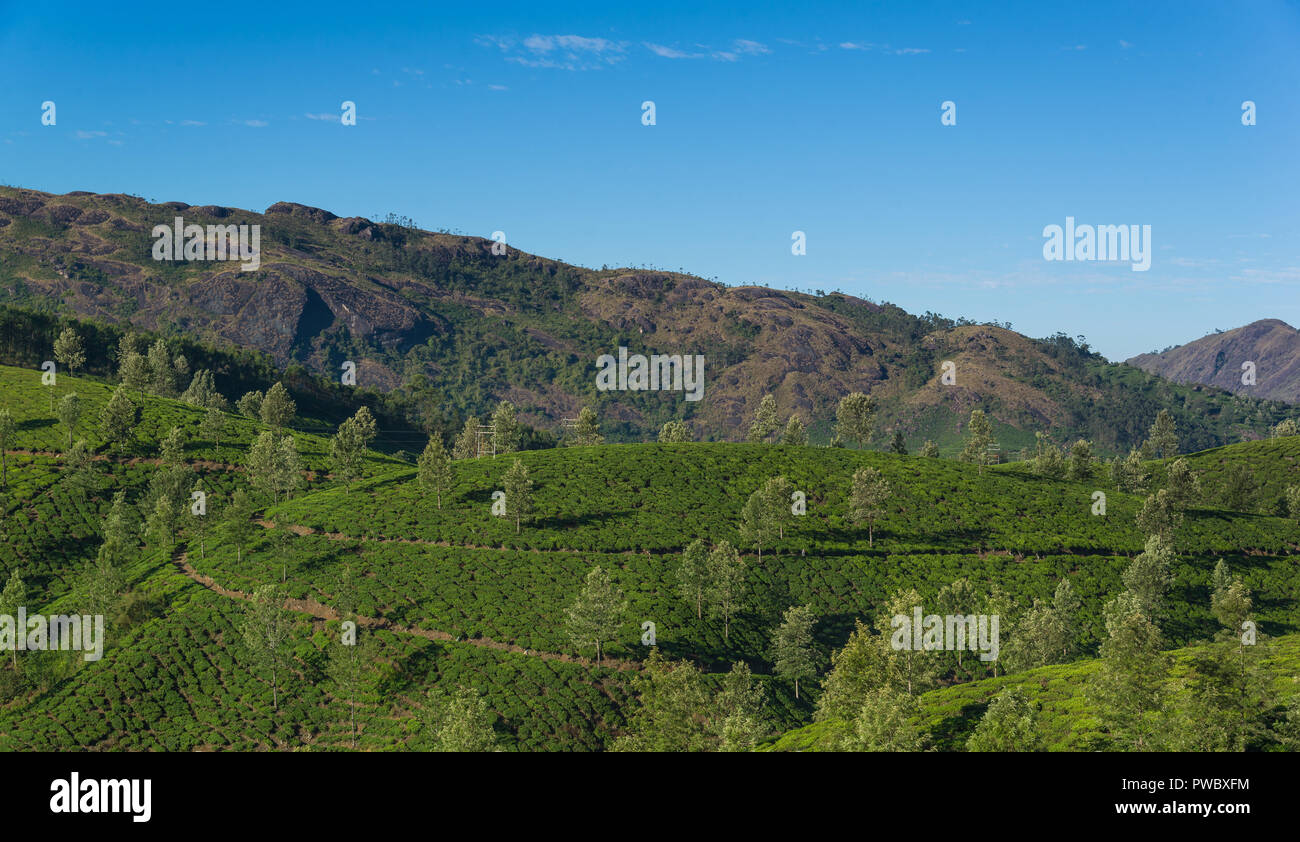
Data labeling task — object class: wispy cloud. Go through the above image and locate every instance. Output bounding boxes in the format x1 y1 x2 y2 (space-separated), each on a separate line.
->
304 112 340 121
479 34 627 70
644 38 770 62
75 130 106 139
1119 40 1133 48
180 120 206 126
243 119 268 127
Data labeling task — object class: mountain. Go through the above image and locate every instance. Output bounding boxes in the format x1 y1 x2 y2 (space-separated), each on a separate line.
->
0 185 1294 451
1128 319 1300 403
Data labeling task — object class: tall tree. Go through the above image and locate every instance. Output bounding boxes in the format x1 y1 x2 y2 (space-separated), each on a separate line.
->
771 604 819 699
746 394 779 443
260 382 296 432
1066 439 1093 481
491 400 520 455
738 486 776 561
817 620 891 722
221 488 257 564
1146 409 1178 458
889 431 908 455
1031 431 1064 478
675 538 710 620
960 409 995 472
706 541 746 643
0 569 25 668
328 628 377 748
919 440 940 458
713 660 768 751
235 390 263 419
146 338 177 396
453 416 479 459
847 687 925 751
0 409 13 488
1087 591 1170 750
201 403 226 460
417 435 453 508
52 326 86 378
1135 489 1182 541
573 406 603 446
421 686 500 752
612 648 714 752
56 392 81 450
563 566 627 665
848 466 890 548
966 686 1043 752
1164 458 1201 509
658 419 693 443
330 413 368 491
241 584 291 710
834 392 877 448
98 386 137 454
780 415 808 446
1122 533 1176 624
502 459 533 534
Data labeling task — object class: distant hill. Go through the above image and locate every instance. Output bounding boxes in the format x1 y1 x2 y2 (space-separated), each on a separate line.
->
1 185 1295 451
1128 319 1300 403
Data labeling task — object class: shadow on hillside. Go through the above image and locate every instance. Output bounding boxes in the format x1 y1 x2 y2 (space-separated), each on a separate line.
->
927 702 987 751
17 417 55 432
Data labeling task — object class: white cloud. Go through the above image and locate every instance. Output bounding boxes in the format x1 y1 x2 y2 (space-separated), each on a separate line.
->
304 113 340 121
74 130 106 139
480 33 627 69
1119 40 1133 48
243 120 268 127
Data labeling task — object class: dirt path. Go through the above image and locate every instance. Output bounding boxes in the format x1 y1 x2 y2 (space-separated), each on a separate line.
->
170 548 640 671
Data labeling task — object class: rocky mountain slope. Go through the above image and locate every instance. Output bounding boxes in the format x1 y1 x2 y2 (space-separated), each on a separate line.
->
0 185 1292 450
1127 319 1300 404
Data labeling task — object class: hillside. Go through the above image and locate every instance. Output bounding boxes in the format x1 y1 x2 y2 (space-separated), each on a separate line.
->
1 360 1298 751
1 185 1294 452
1129 319 1300 404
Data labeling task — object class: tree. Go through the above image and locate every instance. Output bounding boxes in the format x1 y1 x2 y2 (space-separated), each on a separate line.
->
63 439 95 498
612 648 714 752
847 687 925 751
1135 489 1182 541
417 436 452 508
241 584 291 710
146 338 176 396
877 587 940 695
889 431 907 455
221 489 257 564
421 686 500 751
491 400 520 455
328 629 377 748
97 491 134 568
121 352 150 403
502 459 533 534
966 686 1043 752
780 415 807 446
1111 447 1147 493
817 620 891 722
1003 597 1063 672
98 386 137 453
330 413 368 491
453 416 479 459
77 558 125 624
834 392 877 447
1031 431 1064 478
53 326 86 378
236 390 263 419
1164 458 1201 509
706 541 746 643
746 394 779 443
0 570 25 668
573 406 603 446
1146 409 1178 458
55 392 80 451
1052 578 1081 661
738 486 776 561
960 409 995 472
848 466 890 548
247 432 303 503
658 419 693 443
1087 591 1169 750
771 604 819 699
563 566 627 665
180 369 221 408
1286 485 1300 522
919 440 939 458
1066 439 1093 481
1272 418 1298 438
675 539 710 620
713 661 768 751
0 409 13 488
143 492 180 558
201 404 226 460
1122 533 1175 624
115 331 140 376
260 382 296 431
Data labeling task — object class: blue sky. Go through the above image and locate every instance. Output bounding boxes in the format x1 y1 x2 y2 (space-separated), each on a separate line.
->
2 0 1298 360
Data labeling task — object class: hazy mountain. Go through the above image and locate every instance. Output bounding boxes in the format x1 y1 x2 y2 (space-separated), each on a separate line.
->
1127 319 1300 404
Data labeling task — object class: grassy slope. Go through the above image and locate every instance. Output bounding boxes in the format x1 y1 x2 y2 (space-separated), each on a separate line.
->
2 369 1298 750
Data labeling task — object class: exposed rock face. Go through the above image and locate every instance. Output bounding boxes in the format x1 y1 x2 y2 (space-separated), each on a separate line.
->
1128 319 1300 403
